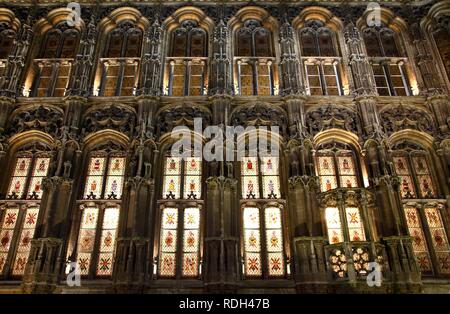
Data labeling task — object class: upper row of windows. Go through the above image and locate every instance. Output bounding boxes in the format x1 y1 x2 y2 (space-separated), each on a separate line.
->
0 18 449 97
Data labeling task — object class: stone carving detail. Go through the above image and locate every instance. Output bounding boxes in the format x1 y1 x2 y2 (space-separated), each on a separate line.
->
82 104 136 137
306 105 360 135
155 104 211 135
8 105 63 137
231 102 288 135
379 104 435 136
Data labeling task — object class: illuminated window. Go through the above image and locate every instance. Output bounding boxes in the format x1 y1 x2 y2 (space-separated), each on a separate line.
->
243 206 285 278
241 157 280 199
404 205 450 276
74 151 126 277
316 144 360 192
158 154 203 278
30 23 79 97
299 20 343 96
165 20 208 96
363 27 411 96
234 19 276 96
98 21 142 96
325 207 366 244
392 148 436 199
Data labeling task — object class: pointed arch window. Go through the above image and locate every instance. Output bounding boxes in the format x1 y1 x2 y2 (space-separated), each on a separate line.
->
392 143 448 276
234 19 277 96
363 27 411 96
432 20 450 83
165 20 208 96
30 23 79 97
157 152 203 279
0 144 51 277
299 20 343 96
0 26 15 79
97 21 142 96
239 136 287 279
74 148 126 277
315 143 360 192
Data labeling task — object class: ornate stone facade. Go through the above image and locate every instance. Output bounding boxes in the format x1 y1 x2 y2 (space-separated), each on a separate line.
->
0 0 448 294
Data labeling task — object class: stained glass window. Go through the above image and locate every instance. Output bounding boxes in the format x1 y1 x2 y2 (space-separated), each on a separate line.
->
393 153 436 199
162 156 202 200
26 157 50 199
243 206 285 278
325 207 366 244
0 208 19 274
12 207 39 276
83 154 126 200
75 206 120 277
316 150 359 192
424 206 450 274
404 206 432 273
241 157 280 199
7 157 32 199
158 207 201 278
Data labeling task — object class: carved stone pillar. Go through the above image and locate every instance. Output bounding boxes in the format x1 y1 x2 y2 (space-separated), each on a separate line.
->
426 94 450 135
0 15 34 98
114 97 157 291
344 22 377 97
278 18 304 97
138 17 163 96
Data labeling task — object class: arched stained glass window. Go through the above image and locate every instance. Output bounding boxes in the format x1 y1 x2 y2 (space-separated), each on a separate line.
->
98 21 142 96
363 26 411 96
165 20 208 96
75 149 126 277
299 20 343 96
325 206 366 244
315 143 360 192
241 156 280 199
392 143 449 276
157 153 203 279
234 19 276 96
30 23 79 97
0 144 51 277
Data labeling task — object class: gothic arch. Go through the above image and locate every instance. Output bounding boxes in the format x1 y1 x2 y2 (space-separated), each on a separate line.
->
163 6 214 34
82 130 131 153
379 104 435 137
0 8 20 32
313 129 362 154
293 6 343 32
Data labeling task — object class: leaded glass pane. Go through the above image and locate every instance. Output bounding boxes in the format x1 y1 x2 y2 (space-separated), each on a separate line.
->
8 156 32 199
265 207 282 229
243 207 260 229
266 229 283 252
244 230 261 252
326 207 343 244
184 207 200 229
260 157 278 175
160 253 176 277
159 207 179 277
424 206 450 274
242 157 258 176
340 176 358 188
162 175 181 199
182 253 199 277
320 176 337 192
345 207 366 241
404 206 432 273
12 207 39 276
242 176 259 199
83 176 104 199
243 207 262 277
162 207 178 229
77 207 99 276
165 157 181 174
182 207 200 278
182 230 199 253
245 252 262 277
337 155 356 175
161 230 177 252
0 208 19 273
104 176 124 200
185 157 201 175
399 175 416 198
267 252 284 277
262 176 280 199
96 207 119 276
183 175 201 199
393 156 410 175
88 157 106 176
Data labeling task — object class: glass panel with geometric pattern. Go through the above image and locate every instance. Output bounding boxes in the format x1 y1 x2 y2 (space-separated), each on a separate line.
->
424 206 450 275
162 157 182 199
393 156 416 198
12 207 40 276
337 154 358 189
159 207 179 278
0 208 20 274
345 207 366 242
7 157 32 199
182 207 201 277
84 156 107 199
96 207 120 276
241 157 260 199
183 157 202 199
325 207 343 244
265 207 284 276
404 206 433 274
243 207 262 277
26 157 50 199
412 156 436 198
76 207 99 276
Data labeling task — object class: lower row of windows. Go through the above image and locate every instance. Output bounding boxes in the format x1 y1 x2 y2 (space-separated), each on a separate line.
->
0 204 448 278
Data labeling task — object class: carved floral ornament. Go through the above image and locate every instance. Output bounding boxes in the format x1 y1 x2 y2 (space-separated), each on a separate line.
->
230 102 288 135
379 104 435 136
82 104 137 138
155 103 212 136
306 104 360 136
7 105 64 138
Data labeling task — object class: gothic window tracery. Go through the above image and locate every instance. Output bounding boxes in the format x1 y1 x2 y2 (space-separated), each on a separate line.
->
75 147 126 277
0 144 51 277
165 20 208 96
240 136 286 279
315 143 360 192
392 143 449 276
157 149 203 279
234 19 276 96
30 23 80 97
299 20 343 96
363 26 411 96
98 21 142 96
